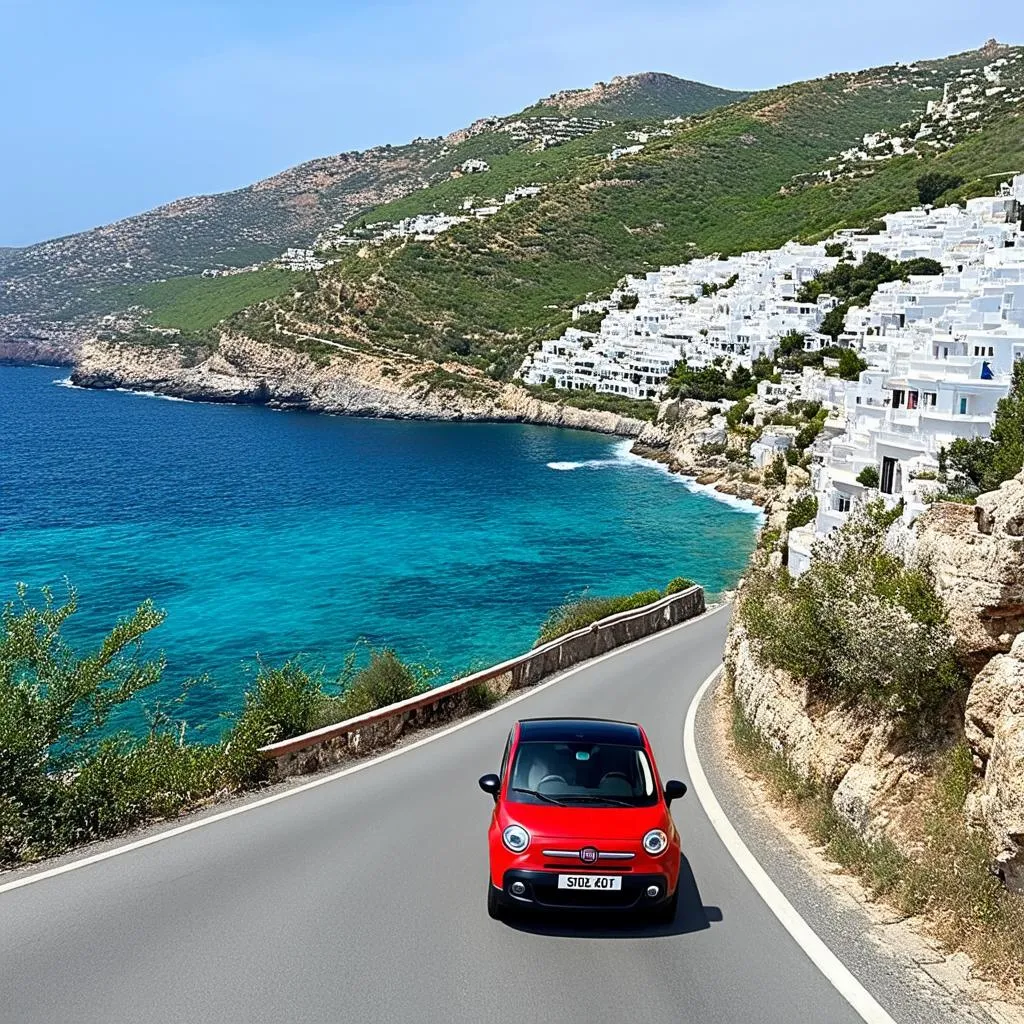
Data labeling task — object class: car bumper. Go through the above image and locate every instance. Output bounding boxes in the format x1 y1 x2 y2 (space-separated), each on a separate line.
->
498 869 673 911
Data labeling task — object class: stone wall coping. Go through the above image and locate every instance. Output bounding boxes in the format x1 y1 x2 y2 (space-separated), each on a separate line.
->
258 586 703 760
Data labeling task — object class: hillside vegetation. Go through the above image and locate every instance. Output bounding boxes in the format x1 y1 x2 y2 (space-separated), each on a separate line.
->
527 72 749 120
103 270 308 332
222 44 1022 380
0 72 739 328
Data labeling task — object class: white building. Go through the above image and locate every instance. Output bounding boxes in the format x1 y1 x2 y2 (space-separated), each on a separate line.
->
788 179 1024 575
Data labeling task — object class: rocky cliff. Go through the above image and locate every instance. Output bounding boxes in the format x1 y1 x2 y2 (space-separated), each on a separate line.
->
727 470 1024 891
70 336 649 436
0 334 83 367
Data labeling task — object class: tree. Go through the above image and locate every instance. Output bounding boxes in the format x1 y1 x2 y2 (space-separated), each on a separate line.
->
777 331 806 357
824 242 846 258
820 304 849 340
857 465 880 488
916 171 964 206
766 456 789 486
837 348 868 380
785 494 818 531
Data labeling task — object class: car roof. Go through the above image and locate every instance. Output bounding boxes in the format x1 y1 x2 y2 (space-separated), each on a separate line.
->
516 718 644 745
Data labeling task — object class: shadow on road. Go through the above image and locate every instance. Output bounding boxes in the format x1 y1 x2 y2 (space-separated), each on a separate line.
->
504 856 722 939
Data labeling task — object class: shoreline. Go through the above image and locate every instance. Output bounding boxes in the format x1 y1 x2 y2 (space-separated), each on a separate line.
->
43 330 787 516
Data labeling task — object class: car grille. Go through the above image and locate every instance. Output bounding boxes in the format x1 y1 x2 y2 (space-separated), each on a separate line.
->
543 863 633 872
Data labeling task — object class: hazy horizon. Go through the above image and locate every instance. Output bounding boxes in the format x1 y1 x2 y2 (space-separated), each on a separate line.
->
2 0 1019 247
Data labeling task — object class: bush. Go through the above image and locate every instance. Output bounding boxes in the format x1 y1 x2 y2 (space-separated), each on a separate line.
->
856 465 879 488
785 494 818 531
726 398 750 430
664 576 696 595
337 648 432 718
766 456 789 486
824 242 846 258
945 361 1024 494
740 502 964 719
0 584 442 867
916 171 964 206
537 589 662 644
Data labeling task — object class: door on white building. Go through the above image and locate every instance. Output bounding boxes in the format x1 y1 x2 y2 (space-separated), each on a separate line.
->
880 456 897 495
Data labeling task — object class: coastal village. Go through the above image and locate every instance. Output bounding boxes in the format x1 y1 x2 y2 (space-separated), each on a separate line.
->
518 173 1024 577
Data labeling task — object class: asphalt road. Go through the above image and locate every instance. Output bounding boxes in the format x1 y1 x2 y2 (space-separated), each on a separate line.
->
0 607 930 1024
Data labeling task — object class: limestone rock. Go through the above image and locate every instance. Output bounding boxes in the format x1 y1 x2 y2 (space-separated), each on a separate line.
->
899 476 1024 668
71 336 652 436
965 635 1024 891
727 620 951 845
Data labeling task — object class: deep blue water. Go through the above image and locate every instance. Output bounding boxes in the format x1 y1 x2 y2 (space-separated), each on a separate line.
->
1 365 759 732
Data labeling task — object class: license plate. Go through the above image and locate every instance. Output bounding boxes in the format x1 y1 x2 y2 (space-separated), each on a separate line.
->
556 874 622 890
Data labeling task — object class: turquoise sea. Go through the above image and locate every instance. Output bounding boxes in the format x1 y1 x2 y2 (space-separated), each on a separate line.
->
1 365 760 732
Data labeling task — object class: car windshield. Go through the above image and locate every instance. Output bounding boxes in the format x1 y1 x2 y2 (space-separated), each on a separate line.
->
508 740 658 807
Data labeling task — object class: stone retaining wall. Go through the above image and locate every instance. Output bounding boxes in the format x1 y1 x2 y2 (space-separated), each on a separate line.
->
259 585 706 779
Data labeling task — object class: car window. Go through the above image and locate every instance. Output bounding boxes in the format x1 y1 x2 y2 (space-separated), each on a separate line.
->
499 729 513 780
507 741 658 807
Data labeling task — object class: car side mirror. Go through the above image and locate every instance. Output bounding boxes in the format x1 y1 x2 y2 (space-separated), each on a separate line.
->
664 779 687 804
478 774 500 800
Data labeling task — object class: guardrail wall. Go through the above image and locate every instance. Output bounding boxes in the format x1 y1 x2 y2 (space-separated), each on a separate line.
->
258 585 705 779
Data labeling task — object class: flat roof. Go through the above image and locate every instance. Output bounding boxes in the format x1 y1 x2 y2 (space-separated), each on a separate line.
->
517 718 643 745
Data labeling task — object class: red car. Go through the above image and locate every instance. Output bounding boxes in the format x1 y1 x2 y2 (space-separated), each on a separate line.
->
478 717 687 922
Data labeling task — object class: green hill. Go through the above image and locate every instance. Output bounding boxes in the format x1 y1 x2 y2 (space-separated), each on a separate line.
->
0 70 743 330
524 72 749 120
221 43 1021 379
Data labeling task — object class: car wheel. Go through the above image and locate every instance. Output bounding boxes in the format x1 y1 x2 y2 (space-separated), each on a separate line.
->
487 882 505 921
651 885 679 925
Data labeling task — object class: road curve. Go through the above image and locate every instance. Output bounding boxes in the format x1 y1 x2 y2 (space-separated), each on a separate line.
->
3 608 888 1023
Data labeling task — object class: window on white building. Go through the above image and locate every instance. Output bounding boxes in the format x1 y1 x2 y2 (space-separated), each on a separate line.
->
835 493 851 513
959 397 968 415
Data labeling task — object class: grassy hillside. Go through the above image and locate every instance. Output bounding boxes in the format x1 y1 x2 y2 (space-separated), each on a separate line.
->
217 45 1018 380
0 72 742 328
107 269 308 332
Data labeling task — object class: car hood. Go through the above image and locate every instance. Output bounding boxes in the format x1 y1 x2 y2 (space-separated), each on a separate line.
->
500 802 669 843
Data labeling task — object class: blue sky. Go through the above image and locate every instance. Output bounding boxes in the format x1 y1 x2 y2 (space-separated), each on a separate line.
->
1 0 1017 246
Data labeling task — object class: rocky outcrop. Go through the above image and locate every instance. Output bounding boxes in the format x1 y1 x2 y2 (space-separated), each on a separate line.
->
895 479 1024 671
70 336 648 436
632 397 805 519
0 335 81 367
965 634 1024 890
726 618 949 844
730 470 1024 891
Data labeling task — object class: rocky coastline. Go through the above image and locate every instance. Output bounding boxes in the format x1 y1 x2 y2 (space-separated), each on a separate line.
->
68 335 795 514
0 336 81 367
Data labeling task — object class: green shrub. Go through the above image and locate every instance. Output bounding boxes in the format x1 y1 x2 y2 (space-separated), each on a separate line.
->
0 584 443 867
785 494 818 531
916 171 964 206
232 660 325 747
766 456 789 486
945 361 1024 494
338 649 433 718
857 465 880 488
726 398 750 430
664 577 696 595
537 589 662 644
740 502 964 719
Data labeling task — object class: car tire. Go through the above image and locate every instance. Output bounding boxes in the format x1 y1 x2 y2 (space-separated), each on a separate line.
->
487 882 505 921
651 885 679 925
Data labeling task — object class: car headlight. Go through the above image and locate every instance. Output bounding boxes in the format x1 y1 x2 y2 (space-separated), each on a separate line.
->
642 829 669 856
502 825 530 853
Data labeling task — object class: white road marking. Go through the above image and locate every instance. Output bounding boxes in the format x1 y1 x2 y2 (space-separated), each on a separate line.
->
683 667 898 1024
0 604 730 896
